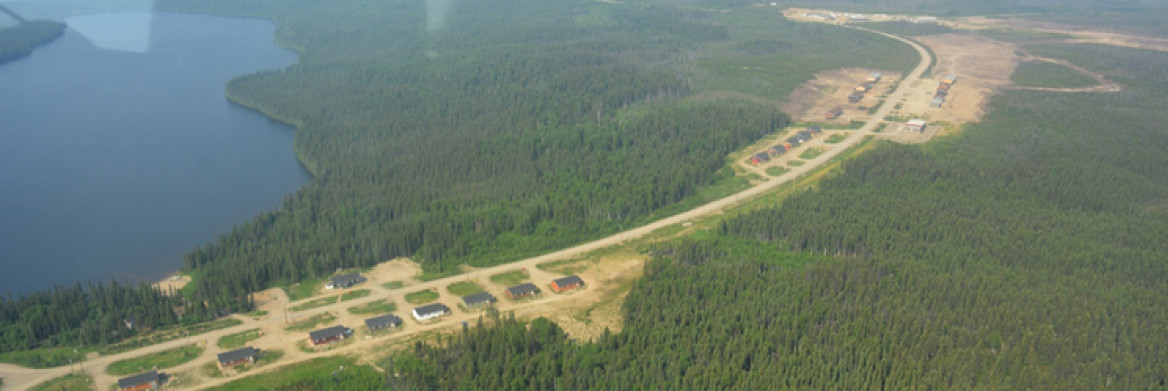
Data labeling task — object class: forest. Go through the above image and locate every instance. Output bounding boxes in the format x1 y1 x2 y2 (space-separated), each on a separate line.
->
356 37 1168 390
0 20 64 64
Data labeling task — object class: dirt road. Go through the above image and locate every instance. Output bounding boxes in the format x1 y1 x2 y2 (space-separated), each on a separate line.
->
0 26 932 391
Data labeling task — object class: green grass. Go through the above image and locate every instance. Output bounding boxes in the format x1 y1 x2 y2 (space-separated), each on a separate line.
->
106 344 202 376
203 361 224 378
283 277 325 301
100 317 243 355
347 299 397 315
217 329 261 350
31 373 92 391
404 289 440 305
248 310 269 318
340 289 372 301
787 160 805 167
0 346 93 369
231 349 285 374
446 281 485 296
825 134 846 144
799 148 823 159
765 166 790 176
1011 61 1098 88
874 123 888 133
285 312 336 332
206 356 379 391
289 296 338 312
382 281 404 290
489 270 530 286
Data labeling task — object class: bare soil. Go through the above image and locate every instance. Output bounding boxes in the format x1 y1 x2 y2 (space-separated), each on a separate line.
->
781 67 900 125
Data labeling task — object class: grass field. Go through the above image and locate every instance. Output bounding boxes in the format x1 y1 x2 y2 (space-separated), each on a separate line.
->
405 289 440 305
765 166 790 176
489 270 530 286
382 281 404 290
347 299 397 315
217 329 261 349
0 346 93 369
107 344 201 376
290 296 338 312
824 134 846 144
799 148 823 159
101 317 242 355
31 373 92 391
1011 61 1098 88
537 258 591 275
340 289 371 301
285 313 336 332
446 281 485 296
283 278 325 301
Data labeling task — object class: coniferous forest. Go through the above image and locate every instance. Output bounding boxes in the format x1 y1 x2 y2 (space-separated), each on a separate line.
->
380 37 1168 391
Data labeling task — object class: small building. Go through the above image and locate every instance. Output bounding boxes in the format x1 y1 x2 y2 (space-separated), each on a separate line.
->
826 106 843 119
781 141 793 150
796 131 813 140
768 145 786 156
904 119 928 133
935 89 948 97
118 370 159 391
937 82 951 92
365 314 403 332
308 325 349 346
866 72 882 83
506 283 541 300
412 303 451 322
786 137 801 146
930 97 945 107
942 74 958 85
325 272 366 290
847 92 864 103
462 292 498 307
217 346 257 368
808 125 823 134
551 275 585 293
749 153 770 165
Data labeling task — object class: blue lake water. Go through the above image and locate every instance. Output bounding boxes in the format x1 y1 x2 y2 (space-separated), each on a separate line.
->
0 12 311 296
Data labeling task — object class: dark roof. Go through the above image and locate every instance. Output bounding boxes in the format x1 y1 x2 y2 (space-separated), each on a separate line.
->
117 370 159 388
413 302 450 316
365 314 402 329
217 346 256 364
752 153 770 160
554 275 585 287
330 273 365 285
462 292 497 306
797 131 811 138
808 126 822 132
309 325 347 341
507 283 540 296
829 107 843 113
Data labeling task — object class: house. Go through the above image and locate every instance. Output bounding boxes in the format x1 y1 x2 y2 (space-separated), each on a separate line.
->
937 82 951 92
462 292 498 307
904 119 928 133
866 72 882 83
781 141 793 150
786 137 801 146
943 74 958 85
808 125 823 134
412 303 451 322
365 314 403 332
930 97 945 107
506 283 541 299
551 275 585 292
768 145 786 156
826 106 843 119
935 89 948 97
796 131 813 140
749 153 770 165
117 370 159 391
217 346 257 368
325 272 366 290
308 325 349 346
847 92 864 103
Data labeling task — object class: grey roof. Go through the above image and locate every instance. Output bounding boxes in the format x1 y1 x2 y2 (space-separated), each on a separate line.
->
309 325 347 341
330 273 365 286
808 126 822 132
554 275 585 287
117 370 159 388
507 283 540 297
365 314 403 329
413 302 450 317
217 346 256 364
462 292 497 306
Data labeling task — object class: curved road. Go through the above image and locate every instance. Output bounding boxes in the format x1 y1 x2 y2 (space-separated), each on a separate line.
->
0 26 932 391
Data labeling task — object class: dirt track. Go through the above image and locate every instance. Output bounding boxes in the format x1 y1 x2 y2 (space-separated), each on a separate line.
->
1 25 933 391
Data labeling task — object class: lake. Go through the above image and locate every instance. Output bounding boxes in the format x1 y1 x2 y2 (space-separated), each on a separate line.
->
0 12 311 296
